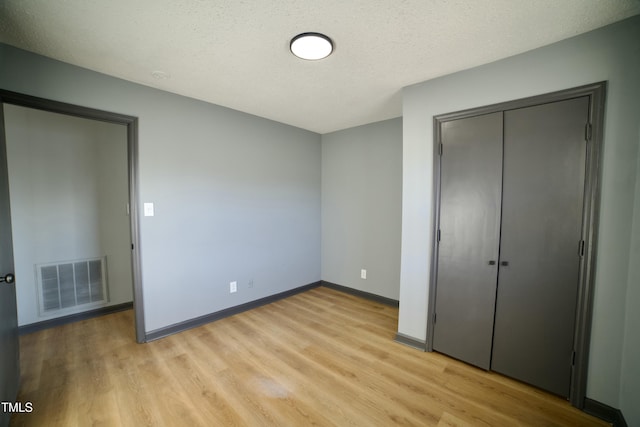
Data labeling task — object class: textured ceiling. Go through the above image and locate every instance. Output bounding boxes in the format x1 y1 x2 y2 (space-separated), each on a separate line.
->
1 1 639 134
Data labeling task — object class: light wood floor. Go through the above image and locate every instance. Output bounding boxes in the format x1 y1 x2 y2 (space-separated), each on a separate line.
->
10 286 607 426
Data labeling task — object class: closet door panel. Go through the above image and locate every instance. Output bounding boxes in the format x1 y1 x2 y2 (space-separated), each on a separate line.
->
491 97 589 397
432 112 503 369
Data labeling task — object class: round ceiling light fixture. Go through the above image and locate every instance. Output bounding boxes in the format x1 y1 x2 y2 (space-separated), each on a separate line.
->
290 32 333 60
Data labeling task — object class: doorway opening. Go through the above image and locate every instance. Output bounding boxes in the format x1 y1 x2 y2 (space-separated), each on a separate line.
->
0 90 145 343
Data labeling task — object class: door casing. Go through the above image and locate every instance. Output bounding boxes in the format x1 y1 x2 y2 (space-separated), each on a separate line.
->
0 89 146 344
427 82 607 408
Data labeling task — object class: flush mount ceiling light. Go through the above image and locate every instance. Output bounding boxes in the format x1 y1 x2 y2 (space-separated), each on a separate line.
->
290 32 333 60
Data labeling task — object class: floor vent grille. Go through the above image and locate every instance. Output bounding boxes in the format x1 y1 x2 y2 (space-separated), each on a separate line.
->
37 257 108 315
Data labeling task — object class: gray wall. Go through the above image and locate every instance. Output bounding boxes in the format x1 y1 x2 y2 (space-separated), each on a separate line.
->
321 118 402 300
621 141 640 424
5 105 132 326
0 43 321 333
399 15 640 422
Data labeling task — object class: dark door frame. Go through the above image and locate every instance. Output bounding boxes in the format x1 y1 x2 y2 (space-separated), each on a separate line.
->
0 89 146 344
427 81 606 408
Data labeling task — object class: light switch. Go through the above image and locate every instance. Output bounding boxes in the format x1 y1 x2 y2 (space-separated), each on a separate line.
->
144 202 155 217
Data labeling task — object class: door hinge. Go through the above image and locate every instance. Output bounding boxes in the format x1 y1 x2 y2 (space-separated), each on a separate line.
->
131 243 134 250
579 240 585 257
437 229 441 242
571 350 576 366
585 122 592 141
439 143 443 156
433 313 437 324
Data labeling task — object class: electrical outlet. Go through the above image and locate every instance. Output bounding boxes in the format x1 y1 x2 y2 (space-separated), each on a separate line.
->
230 281 237 293
361 269 367 279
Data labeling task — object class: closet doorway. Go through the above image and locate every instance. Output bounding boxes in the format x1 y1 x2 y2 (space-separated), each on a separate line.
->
0 90 145 343
427 82 606 407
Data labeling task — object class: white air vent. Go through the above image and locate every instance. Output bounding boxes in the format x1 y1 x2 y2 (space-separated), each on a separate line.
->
37 257 108 315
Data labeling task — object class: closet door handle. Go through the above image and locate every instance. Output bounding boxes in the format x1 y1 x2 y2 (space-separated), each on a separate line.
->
488 260 496 265
500 261 509 267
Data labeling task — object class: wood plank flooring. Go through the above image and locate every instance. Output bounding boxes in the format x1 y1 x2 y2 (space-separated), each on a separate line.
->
10 286 607 426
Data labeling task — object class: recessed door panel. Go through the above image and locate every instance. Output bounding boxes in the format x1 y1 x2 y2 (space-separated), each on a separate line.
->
433 112 503 369
491 97 589 397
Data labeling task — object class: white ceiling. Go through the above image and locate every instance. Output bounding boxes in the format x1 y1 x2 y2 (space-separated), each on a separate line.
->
1 1 638 134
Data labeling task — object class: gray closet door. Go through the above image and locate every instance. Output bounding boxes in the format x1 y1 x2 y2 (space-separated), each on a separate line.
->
491 97 589 397
432 112 503 369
